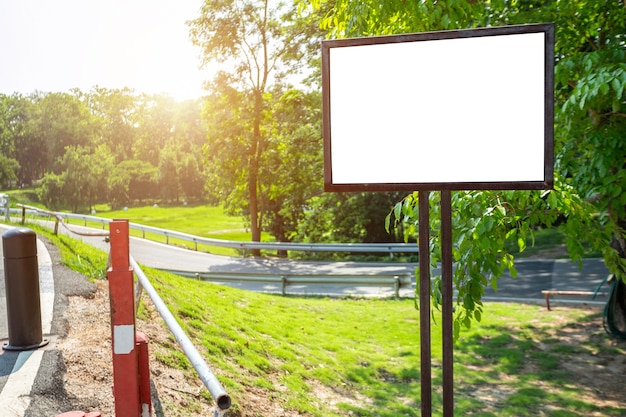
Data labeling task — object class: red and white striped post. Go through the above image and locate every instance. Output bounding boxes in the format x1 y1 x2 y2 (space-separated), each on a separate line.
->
108 219 152 417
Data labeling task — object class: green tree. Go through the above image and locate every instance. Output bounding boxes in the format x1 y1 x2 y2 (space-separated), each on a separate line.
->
38 172 66 211
173 98 207 154
2 94 45 186
58 146 91 213
0 94 20 187
312 0 626 333
300 192 408 244
34 92 100 172
190 0 320 247
133 94 176 166
112 160 159 205
179 153 205 202
158 141 181 202
0 154 19 188
82 87 139 162
83 144 115 211
108 168 131 210
262 88 323 243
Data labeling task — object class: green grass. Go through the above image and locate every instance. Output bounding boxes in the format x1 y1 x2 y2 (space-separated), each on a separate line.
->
4 188 43 208
144 271 625 417
92 204 252 240
26 222 108 280
73 203 271 256
19 225 622 416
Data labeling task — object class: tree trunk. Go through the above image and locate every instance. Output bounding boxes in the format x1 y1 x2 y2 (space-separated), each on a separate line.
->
248 90 264 256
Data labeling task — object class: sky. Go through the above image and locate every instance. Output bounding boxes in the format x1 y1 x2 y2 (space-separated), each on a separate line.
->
0 0 209 101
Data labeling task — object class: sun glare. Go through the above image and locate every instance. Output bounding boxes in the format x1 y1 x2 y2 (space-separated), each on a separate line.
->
0 0 208 101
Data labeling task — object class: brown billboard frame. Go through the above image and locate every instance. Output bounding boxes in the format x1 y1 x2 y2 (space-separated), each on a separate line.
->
322 23 555 192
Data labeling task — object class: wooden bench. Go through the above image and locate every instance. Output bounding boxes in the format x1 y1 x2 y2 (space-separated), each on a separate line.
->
541 290 608 310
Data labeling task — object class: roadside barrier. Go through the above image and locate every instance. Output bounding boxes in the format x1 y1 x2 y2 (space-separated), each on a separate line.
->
169 269 412 297
38 216 231 416
13 204 419 258
108 219 152 416
109 219 231 415
2 227 49 351
130 256 232 413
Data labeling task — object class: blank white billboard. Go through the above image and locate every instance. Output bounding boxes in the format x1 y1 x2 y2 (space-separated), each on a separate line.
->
322 24 554 191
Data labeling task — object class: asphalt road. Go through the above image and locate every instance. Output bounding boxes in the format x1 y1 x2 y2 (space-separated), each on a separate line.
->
59 222 611 303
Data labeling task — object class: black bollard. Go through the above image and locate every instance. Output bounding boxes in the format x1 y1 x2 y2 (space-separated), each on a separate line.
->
2 227 49 351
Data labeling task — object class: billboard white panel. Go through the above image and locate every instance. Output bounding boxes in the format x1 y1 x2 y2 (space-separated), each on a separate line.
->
322 24 554 191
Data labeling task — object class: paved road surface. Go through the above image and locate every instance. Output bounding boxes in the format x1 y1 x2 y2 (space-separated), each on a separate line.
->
58 222 611 301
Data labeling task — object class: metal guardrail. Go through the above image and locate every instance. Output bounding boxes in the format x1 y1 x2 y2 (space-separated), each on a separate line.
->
130 256 231 413
166 270 413 297
13 204 419 257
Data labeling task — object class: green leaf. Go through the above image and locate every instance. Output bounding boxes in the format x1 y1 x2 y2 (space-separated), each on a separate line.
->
463 316 472 329
600 83 609 95
393 202 402 221
474 309 482 323
547 191 558 209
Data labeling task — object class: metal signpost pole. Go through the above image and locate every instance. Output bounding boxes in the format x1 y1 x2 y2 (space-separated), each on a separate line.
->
419 190 455 417
441 190 454 417
418 191 432 416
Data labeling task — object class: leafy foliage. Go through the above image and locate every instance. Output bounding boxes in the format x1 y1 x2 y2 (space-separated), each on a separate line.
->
311 0 626 333
0 89 208 212
190 0 323 243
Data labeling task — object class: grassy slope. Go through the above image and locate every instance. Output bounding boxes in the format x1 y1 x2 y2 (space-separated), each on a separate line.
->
148 270 624 417
93 204 252 241
20 222 623 417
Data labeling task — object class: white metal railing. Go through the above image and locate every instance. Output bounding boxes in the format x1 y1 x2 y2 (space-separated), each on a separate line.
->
167 270 413 297
130 256 231 413
13 205 419 257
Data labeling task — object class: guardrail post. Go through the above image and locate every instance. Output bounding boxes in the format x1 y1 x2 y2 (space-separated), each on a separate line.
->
0 193 8 221
393 275 400 298
108 219 151 417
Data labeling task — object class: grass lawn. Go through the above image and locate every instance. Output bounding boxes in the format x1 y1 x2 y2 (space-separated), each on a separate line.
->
93 204 254 240
145 270 625 417
29 227 625 417
77 203 271 256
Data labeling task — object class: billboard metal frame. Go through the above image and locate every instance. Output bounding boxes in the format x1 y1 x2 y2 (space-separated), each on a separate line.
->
322 23 555 192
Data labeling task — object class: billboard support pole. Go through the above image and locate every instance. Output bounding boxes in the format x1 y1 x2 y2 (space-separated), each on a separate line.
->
441 191 454 417
418 191 455 417
418 191 432 416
